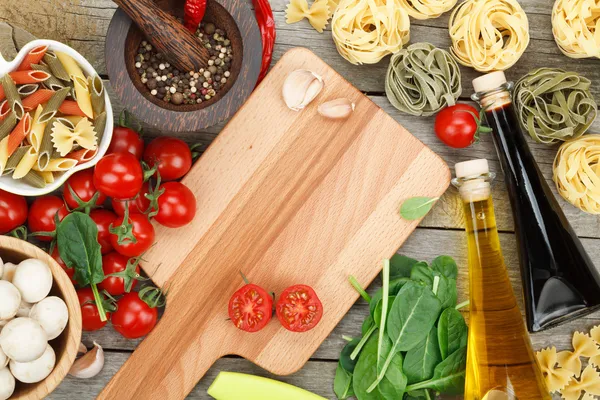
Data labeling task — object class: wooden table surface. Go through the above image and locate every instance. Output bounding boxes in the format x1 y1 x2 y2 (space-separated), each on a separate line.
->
2 0 600 399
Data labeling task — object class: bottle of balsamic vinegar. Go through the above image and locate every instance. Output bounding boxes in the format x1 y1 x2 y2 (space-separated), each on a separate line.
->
471 71 600 332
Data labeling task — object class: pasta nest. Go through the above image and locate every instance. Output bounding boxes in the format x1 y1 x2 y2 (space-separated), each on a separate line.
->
553 135 600 214
448 0 530 72
552 0 600 59
514 68 597 144
331 0 410 65
398 0 458 20
385 42 462 116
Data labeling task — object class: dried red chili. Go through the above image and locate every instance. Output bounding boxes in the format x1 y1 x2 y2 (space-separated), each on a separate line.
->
252 0 276 84
184 0 207 33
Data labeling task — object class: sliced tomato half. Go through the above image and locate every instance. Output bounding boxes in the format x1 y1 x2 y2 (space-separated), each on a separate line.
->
276 284 323 333
228 284 273 333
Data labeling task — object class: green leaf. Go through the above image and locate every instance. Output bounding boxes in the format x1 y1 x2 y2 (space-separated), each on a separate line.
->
57 212 104 286
399 197 439 220
434 275 458 310
431 256 458 279
410 263 433 287
389 254 418 280
378 347 406 399
437 308 468 360
389 278 410 295
377 260 391 374
334 362 355 399
406 346 467 395
362 316 375 337
340 339 360 373
353 332 383 400
403 326 442 384
373 296 395 326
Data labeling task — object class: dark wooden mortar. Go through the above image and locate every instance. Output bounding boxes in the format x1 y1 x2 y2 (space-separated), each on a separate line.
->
106 0 262 132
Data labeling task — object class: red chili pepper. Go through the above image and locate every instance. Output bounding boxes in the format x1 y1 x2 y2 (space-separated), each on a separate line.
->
252 0 276 84
184 0 207 33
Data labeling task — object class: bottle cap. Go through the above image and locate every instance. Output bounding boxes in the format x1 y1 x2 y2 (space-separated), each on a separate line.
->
455 159 489 178
472 71 507 93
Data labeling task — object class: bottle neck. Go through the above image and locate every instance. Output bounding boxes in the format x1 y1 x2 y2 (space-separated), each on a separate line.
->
471 82 513 111
452 173 495 203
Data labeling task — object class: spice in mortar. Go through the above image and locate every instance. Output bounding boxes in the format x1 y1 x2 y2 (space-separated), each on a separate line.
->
134 22 233 106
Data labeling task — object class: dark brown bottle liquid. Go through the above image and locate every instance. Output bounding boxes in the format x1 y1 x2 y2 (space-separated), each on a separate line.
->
482 99 600 332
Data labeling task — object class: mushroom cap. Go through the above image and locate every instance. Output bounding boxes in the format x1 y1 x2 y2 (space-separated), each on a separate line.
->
0 281 21 320
0 318 48 363
12 259 53 303
10 344 56 384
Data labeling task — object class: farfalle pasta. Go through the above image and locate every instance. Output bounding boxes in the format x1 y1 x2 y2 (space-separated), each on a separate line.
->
448 0 530 72
552 0 600 59
557 332 600 375
286 0 331 33
398 0 457 19
536 347 573 392
51 117 97 157
561 365 600 400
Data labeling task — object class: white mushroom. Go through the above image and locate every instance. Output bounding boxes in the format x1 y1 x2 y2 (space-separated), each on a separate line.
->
30 296 69 340
1 263 17 282
10 344 55 383
0 281 21 320
0 346 7 368
0 367 15 400
12 259 53 303
16 300 33 318
0 318 48 362
0 257 3 279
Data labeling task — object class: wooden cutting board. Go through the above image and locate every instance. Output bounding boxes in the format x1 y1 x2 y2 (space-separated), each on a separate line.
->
98 48 450 399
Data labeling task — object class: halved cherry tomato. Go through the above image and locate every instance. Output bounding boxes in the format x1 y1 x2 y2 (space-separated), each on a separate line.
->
77 288 110 331
63 169 106 209
111 181 152 216
51 246 76 285
93 153 143 200
107 126 144 159
228 283 273 332
143 137 192 181
154 182 196 228
276 284 323 333
112 292 158 339
98 252 141 296
110 214 155 257
0 189 27 234
90 209 117 255
28 196 68 241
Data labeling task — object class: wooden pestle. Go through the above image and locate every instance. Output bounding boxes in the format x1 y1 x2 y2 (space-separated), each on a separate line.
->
113 0 210 72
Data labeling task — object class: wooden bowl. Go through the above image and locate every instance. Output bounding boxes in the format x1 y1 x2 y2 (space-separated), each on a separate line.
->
106 0 262 132
0 236 82 400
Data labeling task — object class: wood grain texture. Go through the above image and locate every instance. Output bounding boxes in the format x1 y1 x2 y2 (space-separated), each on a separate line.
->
0 236 82 400
98 47 450 399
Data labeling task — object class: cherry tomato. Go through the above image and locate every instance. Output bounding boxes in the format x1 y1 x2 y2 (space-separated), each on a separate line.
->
77 288 110 331
111 181 151 216
228 284 273 332
90 209 117 255
112 293 158 339
0 190 27 234
143 137 192 181
110 214 155 257
276 284 323 333
93 153 143 200
28 196 68 241
434 104 490 149
154 182 196 228
51 246 76 285
107 126 144 159
63 169 107 209
98 252 140 296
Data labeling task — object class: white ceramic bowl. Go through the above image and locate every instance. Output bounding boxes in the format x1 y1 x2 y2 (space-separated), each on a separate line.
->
0 39 113 196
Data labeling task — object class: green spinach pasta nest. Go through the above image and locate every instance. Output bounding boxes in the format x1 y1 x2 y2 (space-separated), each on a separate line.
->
514 68 597 145
385 42 462 117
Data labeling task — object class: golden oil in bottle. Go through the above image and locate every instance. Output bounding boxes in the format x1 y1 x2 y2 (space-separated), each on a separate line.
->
452 159 550 400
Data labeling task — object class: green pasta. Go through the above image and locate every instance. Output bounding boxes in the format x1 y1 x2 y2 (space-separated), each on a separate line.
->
4 145 31 173
38 119 56 171
12 25 36 50
39 87 70 123
1 74 24 119
514 68 598 144
0 111 17 141
19 170 45 188
43 52 70 82
17 83 39 97
0 23 17 61
385 42 462 117
32 64 66 91
88 75 105 117
94 112 107 144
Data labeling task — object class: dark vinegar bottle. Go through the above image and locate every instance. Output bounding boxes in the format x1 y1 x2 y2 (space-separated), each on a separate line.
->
471 71 600 332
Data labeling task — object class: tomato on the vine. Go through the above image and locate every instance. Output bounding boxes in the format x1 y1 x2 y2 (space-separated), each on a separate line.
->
107 126 144 159
110 213 155 257
90 209 117 255
111 181 152 216
93 153 143 200
77 288 111 331
51 246 76 285
154 182 196 228
63 169 106 209
112 292 158 339
434 104 491 149
143 137 192 181
98 252 141 296
0 189 27 234
276 284 323 333
28 196 68 241
228 283 273 333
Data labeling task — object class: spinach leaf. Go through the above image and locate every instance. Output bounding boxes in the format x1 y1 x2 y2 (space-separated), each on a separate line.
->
431 256 458 279
434 275 457 310
410 263 433 287
389 278 410 295
362 316 375 336
377 260 391 374
378 349 406 400
373 297 395 326
403 326 442 384
340 339 360 373
389 254 418 280
399 197 439 220
437 308 468 360
405 346 467 395
334 362 355 399
353 332 383 400
369 289 383 317
351 324 377 361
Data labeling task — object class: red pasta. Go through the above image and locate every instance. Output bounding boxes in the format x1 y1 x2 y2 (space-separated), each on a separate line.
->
67 148 98 164
22 89 55 112
17 45 49 71
58 100 87 117
0 100 9 121
9 70 50 84
0 85 5 102
7 113 32 156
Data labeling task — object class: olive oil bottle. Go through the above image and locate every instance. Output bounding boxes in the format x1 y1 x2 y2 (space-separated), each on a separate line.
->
452 159 550 400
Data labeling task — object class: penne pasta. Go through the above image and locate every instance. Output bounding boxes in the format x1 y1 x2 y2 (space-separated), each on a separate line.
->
9 70 50 84
4 145 30 173
39 87 70 123
37 170 54 184
0 111 17 141
17 83 39 97
62 115 84 125
38 117 56 170
94 111 107 144
88 75 105 117
32 64 66 91
29 105 46 151
58 100 86 117
73 77 93 118
0 85 4 102
33 157 77 172
43 52 70 81
6 113 32 156
12 146 37 179
17 45 48 71
1 74 24 119
0 101 10 121
19 170 46 188
22 89 55 112
55 52 85 81
66 147 97 164
0 136 8 175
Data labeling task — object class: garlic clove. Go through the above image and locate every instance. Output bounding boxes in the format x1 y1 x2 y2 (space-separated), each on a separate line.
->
282 69 324 111
318 98 355 120
69 342 103 379
78 342 88 355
